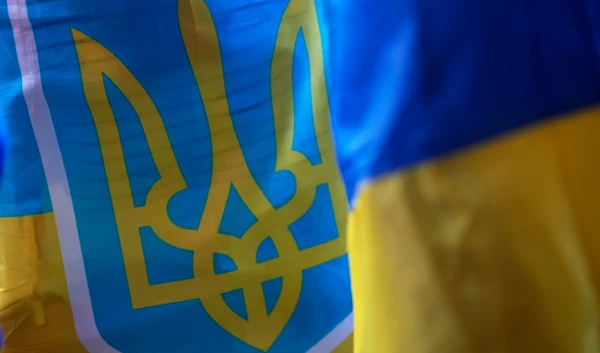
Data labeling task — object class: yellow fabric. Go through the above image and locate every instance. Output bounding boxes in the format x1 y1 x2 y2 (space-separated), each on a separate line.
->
0 216 38 311
333 334 354 353
0 215 41 338
0 214 87 352
349 106 600 353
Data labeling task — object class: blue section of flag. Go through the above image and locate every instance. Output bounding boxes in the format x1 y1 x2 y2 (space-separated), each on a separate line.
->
0 122 5 181
325 0 600 203
0 3 51 217
0 0 353 352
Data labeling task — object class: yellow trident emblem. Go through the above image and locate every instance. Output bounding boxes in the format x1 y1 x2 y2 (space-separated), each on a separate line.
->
71 0 347 350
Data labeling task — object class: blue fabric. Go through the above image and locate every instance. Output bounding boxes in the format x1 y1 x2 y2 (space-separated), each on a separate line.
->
325 0 600 203
0 5 48 217
0 127 5 180
0 0 351 352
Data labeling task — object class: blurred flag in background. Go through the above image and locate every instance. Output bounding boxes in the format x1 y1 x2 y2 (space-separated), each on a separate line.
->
0 0 352 352
325 0 600 352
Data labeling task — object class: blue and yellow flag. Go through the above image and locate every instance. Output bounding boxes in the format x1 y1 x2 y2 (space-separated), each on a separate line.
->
326 0 600 352
0 0 352 352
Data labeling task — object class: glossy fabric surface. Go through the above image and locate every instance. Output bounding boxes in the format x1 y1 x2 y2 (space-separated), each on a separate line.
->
325 0 600 203
327 1 600 352
0 0 352 352
0 131 4 179
348 107 600 353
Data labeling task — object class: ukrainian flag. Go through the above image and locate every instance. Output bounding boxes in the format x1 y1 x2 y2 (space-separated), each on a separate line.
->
326 0 600 352
0 0 352 352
